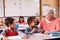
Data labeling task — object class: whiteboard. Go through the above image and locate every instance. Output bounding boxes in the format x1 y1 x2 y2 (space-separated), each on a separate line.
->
0 0 4 17
5 0 40 17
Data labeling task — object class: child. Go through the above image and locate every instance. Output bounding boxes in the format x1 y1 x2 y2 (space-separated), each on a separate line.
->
35 18 39 25
15 16 27 29
2 17 18 37
25 17 40 35
18 16 26 25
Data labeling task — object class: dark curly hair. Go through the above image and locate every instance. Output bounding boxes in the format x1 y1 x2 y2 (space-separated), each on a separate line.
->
5 17 14 27
27 16 35 25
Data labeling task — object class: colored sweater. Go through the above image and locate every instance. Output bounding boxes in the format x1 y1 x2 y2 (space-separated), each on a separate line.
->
40 18 60 32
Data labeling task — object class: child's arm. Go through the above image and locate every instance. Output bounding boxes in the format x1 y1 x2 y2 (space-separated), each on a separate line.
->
25 28 36 35
1 29 7 37
37 27 44 33
30 28 36 34
3 37 8 40
1 29 8 40
25 28 32 35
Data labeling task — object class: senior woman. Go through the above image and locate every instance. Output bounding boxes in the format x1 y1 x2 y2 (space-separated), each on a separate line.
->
40 9 60 34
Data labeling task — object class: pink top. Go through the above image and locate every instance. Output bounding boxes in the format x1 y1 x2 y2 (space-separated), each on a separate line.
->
40 18 60 32
18 21 26 25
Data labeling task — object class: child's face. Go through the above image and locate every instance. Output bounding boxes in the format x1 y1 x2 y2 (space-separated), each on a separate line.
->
9 21 15 29
30 20 36 27
19 18 24 22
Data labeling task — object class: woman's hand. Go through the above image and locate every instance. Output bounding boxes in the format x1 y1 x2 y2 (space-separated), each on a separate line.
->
44 31 49 35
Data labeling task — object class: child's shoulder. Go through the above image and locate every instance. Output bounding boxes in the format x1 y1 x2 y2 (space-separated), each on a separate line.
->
4 28 9 32
2 28 9 35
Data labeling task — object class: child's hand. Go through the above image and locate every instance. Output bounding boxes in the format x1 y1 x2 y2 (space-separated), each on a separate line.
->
31 28 36 34
3 37 8 40
22 34 28 39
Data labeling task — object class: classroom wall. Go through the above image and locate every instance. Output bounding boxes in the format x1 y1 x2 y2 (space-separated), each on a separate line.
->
59 0 60 18
0 0 4 17
5 0 40 17
0 0 40 17
0 0 59 28
42 0 58 8
40 0 59 19
0 0 59 27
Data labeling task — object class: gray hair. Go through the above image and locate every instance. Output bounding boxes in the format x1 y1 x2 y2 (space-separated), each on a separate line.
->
45 8 56 17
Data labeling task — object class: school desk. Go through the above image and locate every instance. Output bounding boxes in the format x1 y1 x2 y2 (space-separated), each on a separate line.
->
0 31 60 40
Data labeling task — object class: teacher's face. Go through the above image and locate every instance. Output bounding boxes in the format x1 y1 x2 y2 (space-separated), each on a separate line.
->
47 10 54 20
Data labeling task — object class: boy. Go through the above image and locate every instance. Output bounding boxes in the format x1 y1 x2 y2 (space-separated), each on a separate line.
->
2 17 18 37
25 17 40 35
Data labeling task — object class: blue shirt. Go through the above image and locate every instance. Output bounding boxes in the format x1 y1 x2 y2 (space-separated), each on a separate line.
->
15 24 20 29
25 26 39 35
